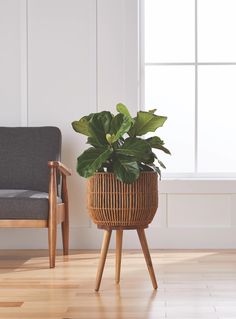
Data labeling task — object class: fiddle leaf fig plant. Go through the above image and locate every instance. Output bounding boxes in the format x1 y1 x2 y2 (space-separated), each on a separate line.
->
72 103 170 183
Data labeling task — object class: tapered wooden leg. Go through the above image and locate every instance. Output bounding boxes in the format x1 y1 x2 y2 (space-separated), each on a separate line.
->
61 175 69 255
61 222 69 255
48 167 57 268
115 230 123 284
137 228 158 289
95 230 112 291
48 221 57 268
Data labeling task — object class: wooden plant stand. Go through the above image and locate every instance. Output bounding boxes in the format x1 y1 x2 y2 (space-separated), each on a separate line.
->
95 225 158 292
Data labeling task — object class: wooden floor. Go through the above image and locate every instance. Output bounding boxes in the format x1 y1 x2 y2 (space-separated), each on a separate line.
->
0 250 236 319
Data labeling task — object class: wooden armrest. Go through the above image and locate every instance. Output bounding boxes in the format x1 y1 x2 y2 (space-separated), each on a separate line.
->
48 161 71 176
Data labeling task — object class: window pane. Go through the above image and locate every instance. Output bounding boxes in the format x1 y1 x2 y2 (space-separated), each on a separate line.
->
145 0 195 63
198 66 236 172
198 0 236 62
145 66 195 173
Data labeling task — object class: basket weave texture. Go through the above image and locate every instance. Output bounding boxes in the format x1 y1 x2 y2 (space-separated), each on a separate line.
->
87 172 158 227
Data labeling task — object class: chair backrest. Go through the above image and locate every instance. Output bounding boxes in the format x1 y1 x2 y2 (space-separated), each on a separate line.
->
0 127 61 192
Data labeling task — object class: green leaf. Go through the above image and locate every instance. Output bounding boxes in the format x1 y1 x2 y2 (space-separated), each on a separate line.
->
91 111 113 135
144 151 157 164
148 109 157 114
87 137 106 148
71 114 94 136
146 136 164 146
72 112 113 147
116 103 132 119
116 137 152 162
89 112 113 144
110 114 132 143
157 158 166 169
81 111 113 146
113 155 140 183
146 136 171 155
77 147 112 178
106 133 113 144
129 111 167 137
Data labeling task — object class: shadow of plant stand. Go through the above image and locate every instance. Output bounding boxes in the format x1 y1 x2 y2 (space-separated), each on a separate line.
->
95 225 158 292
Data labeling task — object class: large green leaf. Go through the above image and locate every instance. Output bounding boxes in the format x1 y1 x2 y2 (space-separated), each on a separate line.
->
109 114 132 143
72 112 112 147
116 103 132 119
71 114 94 136
88 111 113 145
73 111 112 146
77 147 112 178
146 136 171 154
116 137 152 162
113 155 140 183
91 111 113 135
129 111 167 137
87 137 106 148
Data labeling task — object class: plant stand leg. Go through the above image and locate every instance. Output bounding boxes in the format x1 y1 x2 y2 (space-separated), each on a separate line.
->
95 229 112 291
137 228 158 289
115 230 123 284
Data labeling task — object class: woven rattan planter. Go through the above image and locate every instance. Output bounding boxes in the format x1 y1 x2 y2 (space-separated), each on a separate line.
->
87 172 158 227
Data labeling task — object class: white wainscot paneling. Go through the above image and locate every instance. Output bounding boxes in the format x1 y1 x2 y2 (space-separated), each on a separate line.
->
0 0 21 125
230 194 236 226
97 0 139 113
27 0 97 227
150 194 167 228
168 194 231 228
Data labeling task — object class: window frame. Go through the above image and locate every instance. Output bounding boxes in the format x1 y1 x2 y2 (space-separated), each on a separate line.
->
140 0 236 179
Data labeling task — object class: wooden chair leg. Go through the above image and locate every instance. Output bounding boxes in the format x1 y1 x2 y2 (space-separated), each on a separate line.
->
48 223 57 268
61 218 69 255
61 175 69 255
48 166 57 268
137 228 158 289
95 229 112 291
115 230 123 284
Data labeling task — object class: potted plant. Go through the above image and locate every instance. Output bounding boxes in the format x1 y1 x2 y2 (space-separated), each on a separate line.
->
72 103 170 291
72 103 170 227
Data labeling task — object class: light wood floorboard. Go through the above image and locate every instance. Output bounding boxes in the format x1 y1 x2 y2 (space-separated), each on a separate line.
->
0 250 236 318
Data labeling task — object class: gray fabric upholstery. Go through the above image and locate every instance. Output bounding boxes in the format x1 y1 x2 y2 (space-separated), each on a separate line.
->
0 189 62 220
0 127 61 192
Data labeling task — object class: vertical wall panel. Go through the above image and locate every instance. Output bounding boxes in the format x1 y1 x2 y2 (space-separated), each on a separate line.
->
0 0 21 125
230 195 236 226
97 0 139 114
27 0 97 227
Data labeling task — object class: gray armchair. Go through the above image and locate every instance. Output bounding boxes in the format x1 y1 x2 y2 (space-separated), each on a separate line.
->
0 127 71 268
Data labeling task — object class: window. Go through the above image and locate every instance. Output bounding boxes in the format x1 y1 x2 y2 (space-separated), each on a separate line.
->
144 0 236 177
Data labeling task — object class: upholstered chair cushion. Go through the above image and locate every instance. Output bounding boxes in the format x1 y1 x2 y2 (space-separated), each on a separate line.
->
0 190 62 220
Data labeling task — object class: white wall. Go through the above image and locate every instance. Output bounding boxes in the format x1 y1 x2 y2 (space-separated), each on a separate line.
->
0 0 236 249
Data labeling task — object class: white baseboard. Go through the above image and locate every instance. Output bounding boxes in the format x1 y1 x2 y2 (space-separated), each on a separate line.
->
0 225 236 250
